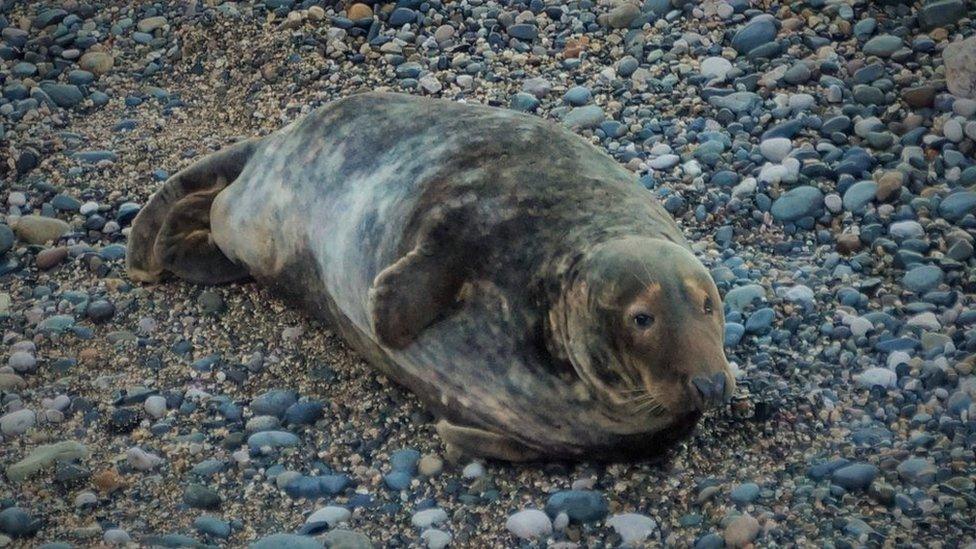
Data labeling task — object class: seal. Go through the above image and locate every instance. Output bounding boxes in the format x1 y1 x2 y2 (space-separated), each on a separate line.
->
128 92 735 461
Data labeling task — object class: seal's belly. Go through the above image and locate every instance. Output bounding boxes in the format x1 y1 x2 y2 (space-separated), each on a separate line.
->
212 111 462 333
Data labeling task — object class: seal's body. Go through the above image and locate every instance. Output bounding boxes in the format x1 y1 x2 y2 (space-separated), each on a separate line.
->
128 93 734 461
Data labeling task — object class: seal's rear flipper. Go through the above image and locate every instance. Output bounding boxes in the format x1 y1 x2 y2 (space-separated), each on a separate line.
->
127 138 261 285
436 420 541 462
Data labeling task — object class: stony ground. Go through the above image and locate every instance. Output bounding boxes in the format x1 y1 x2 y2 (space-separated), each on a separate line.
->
2 0 976 547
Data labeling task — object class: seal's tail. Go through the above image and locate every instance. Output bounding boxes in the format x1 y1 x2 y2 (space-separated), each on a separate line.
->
127 138 261 285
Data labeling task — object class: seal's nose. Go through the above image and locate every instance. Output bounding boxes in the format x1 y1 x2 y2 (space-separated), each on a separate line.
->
690 372 727 409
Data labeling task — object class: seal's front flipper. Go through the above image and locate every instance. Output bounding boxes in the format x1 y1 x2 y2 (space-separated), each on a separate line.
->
127 138 260 285
369 246 463 349
436 420 541 462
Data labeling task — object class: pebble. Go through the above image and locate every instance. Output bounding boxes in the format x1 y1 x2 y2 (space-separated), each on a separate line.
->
545 490 608 523
506 509 553 539
724 514 760 547
11 216 71 245
606 513 656 546
411 508 448 528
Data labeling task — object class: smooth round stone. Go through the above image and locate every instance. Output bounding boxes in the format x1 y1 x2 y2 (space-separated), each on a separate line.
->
562 106 605 129
12 215 71 245
842 181 878 212
418 454 443 476
771 186 824 222
184 484 221 509
251 389 298 417
8 351 36 373
607 2 640 28
522 77 551 98
856 367 897 388
649 154 680 170
938 191 976 222
321 530 370 549
730 482 761 504
544 490 608 523
462 461 485 479
731 15 777 54
390 448 421 473
0 507 39 538
411 508 448 528
5 440 88 482
307 506 350 527
724 514 760 546
943 119 964 142
617 56 639 77
104 528 131 546
563 86 592 106
247 430 300 449
0 224 14 254
283 401 323 425
506 509 553 539
507 23 538 41
832 463 879 490
606 513 657 546
250 533 324 549
87 300 115 322
1 408 36 435
144 395 167 418
897 458 937 487
421 529 452 549
863 34 902 57
759 137 792 162
902 265 943 293
383 471 412 490
510 92 540 112
126 446 164 470
889 221 924 240
194 515 231 539
701 56 733 80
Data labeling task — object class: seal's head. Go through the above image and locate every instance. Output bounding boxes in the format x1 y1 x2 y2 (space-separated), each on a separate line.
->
553 236 735 433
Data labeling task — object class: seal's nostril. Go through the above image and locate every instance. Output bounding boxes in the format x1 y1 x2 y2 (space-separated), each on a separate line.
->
711 372 726 400
691 375 715 407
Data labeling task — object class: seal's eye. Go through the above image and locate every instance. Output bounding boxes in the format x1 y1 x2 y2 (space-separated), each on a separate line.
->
704 297 714 315
633 313 655 329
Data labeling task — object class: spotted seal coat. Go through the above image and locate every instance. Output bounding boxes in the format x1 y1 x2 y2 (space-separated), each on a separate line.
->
128 92 735 461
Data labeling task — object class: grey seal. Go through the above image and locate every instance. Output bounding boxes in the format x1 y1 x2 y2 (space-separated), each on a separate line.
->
127 92 734 461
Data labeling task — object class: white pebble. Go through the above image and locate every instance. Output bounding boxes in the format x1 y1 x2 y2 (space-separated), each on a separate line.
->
421 528 453 549
7 351 36 373
126 446 165 471
74 491 98 507
306 505 351 527
0 408 36 435
505 509 552 539
411 508 448 528
553 511 570 531
943 119 964 142
607 513 657 546
856 367 897 388
103 528 131 546
461 461 485 479
760 138 792 162
144 395 167 418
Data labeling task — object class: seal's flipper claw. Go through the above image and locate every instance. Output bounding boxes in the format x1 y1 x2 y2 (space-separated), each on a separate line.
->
435 420 541 462
369 246 463 348
127 138 260 285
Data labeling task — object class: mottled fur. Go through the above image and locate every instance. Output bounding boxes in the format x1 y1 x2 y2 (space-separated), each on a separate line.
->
128 93 733 461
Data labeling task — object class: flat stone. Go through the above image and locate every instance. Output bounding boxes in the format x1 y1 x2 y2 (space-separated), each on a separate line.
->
944 36 976 98
863 35 902 57
6 441 88 482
